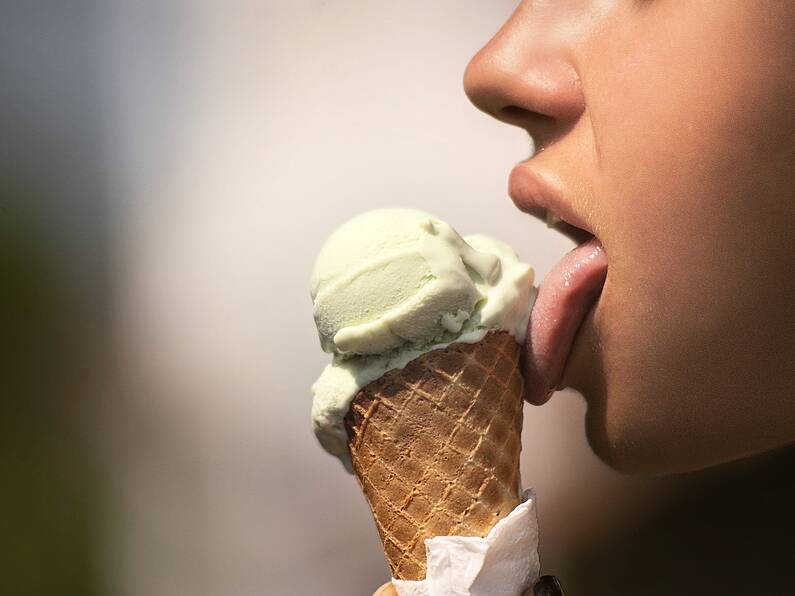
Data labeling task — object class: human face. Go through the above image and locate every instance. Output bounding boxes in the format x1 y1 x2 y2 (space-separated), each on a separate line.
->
464 1 795 474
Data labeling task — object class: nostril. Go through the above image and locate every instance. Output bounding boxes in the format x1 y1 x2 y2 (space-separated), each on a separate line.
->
500 105 555 127
500 106 561 150
500 106 526 119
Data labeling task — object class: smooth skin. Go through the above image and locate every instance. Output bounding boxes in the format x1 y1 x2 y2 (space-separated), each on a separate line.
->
372 1 794 592
465 0 795 474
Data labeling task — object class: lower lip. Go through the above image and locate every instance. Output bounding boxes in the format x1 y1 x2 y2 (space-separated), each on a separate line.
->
523 237 608 405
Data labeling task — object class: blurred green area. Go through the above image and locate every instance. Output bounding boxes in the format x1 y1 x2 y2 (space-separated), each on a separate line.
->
1 3 109 592
1 184 103 596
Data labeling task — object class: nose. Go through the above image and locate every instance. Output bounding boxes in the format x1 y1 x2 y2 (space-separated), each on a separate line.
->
464 5 585 150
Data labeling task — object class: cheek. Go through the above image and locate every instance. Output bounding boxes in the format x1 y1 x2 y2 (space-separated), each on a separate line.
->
586 0 795 245
573 2 795 472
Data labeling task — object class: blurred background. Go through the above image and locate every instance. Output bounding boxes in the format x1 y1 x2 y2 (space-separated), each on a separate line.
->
7 1 767 595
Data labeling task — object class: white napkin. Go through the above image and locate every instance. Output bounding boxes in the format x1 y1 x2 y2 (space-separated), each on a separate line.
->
392 490 540 596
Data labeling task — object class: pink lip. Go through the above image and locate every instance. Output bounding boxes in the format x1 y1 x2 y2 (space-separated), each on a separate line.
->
509 164 608 405
508 164 593 235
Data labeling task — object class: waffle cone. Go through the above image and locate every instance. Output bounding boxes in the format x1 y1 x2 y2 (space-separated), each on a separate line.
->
343 331 525 581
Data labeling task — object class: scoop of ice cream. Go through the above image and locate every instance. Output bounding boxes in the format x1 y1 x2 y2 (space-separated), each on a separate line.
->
310 209 536 469
311 208 503 356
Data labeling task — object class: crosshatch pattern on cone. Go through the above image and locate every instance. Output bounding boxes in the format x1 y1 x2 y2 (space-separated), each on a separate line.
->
344 331 525 581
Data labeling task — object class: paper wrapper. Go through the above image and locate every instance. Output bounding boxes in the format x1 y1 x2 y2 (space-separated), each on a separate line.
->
391 490 539 596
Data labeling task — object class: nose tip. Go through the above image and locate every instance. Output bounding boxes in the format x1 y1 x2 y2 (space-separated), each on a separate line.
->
464 23 585 148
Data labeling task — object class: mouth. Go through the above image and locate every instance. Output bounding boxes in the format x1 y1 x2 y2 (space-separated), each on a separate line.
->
509 164 608 405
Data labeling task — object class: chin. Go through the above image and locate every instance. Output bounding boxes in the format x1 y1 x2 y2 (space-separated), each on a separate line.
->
564 310 723 475
580 385 724 476
579 385 645 475
583 415 667 475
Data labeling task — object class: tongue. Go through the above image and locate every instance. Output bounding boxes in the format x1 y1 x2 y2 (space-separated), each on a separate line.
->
524 237 608 405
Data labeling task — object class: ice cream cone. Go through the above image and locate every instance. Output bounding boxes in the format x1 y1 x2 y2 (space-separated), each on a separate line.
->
344 330 525 581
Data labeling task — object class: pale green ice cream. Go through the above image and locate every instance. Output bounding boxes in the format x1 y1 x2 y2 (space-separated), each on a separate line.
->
310 208 536 471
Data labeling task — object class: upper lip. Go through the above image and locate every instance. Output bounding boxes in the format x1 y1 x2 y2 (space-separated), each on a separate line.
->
508 162 594 244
